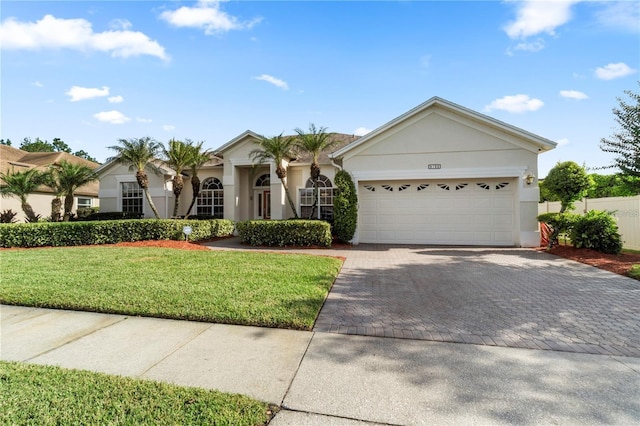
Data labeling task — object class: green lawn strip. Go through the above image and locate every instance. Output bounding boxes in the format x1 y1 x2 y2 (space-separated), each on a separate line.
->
0 361 273 425
628 265 640 280
0 247 342 330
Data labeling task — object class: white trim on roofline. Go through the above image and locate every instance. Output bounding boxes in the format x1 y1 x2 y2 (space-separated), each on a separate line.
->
214 130 262 154
351 166 528 182
330 97 557 159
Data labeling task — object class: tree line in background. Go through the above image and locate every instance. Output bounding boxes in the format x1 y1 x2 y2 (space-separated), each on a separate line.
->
538 83 638 254
0 137 99 163
541 82 640 207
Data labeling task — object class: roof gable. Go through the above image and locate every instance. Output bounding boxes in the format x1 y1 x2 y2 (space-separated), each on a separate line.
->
331 97 557 159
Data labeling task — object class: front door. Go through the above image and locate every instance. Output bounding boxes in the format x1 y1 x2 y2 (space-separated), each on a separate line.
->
256 190 271 219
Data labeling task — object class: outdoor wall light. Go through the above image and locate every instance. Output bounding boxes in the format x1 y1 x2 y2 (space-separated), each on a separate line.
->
524 172 535 185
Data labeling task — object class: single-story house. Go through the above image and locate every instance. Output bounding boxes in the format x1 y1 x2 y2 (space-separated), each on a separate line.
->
97 97 556 246
0 145 100 222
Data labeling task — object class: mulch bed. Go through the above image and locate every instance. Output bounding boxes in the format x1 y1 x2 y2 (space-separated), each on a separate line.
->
539 244 640 277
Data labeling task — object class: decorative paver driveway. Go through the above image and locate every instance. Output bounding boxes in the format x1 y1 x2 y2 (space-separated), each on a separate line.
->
312 245 640 357
205 239 640 357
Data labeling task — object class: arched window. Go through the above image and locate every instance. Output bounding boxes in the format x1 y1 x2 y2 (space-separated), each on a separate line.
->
305 175 332 188
299 175 335 220
255 174 270 187
197 177 223 218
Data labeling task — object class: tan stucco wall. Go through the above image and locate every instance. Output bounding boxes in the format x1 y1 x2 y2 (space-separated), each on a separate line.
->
343 110 538 177
341 107 543 247
0 193 98 222
177 168 223 217
98 163 173 218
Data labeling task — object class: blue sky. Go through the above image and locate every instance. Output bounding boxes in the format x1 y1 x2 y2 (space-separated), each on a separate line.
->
1 0 638 177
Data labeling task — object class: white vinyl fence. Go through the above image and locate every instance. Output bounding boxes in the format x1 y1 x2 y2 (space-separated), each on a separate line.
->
539 195 640 250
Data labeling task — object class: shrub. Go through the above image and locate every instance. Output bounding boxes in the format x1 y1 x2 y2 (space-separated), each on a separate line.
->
570 210 623 254
236 220 332 247
332 170 357 243
0 209 18 224
0 219 234 248
537 212 580 247
77 211 144 221
75 207 99 219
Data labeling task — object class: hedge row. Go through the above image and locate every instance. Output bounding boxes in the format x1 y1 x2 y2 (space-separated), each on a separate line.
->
236 220 332 247
0 219 234 248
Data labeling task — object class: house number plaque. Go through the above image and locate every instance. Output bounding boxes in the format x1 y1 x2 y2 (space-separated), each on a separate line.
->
427 164 441 169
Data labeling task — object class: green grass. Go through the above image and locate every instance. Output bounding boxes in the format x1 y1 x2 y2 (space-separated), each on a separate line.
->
0 361 273 425
0 247 342 330
622 248 640 255
628 265 640 280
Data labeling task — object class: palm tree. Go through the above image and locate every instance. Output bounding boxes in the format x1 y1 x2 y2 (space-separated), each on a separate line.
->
0 168 45 222
107 137 162 218
162 139 194 217
249 133 299 219
184 141 213 218
294 123 336 219
43 173 64 221
49 160 99 221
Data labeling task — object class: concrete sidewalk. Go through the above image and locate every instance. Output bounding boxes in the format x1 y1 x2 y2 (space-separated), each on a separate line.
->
2 304 639 425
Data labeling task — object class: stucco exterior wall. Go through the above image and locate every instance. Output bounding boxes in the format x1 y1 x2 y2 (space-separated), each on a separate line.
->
98 163 173 218
1 193 99 223
343 110 538 177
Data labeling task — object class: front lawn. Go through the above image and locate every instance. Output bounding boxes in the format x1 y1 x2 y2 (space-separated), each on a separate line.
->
0 361 272 425
0 247 342 330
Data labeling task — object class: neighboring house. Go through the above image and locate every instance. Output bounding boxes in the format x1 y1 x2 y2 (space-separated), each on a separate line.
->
0 145 100 222
97 97 556 246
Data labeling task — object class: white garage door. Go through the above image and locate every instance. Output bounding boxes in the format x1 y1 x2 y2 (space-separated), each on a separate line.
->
358 179 516 246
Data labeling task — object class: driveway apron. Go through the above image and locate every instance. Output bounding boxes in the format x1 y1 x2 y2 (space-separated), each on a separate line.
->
311 245 640 357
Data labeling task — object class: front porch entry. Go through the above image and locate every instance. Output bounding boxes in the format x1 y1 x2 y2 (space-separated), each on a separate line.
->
255 189 271 219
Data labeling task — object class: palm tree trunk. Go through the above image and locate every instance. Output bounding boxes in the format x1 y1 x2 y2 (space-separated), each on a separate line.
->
172 175 184 218
51 197 62 222
184 176 201 219
309 162 321 219
21 200 38 222
136 170 161 218
144 189 161 218
279 178 299 219
63 194 74 221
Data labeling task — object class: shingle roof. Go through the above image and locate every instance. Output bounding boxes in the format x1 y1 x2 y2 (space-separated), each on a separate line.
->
291 133 361 164
0 145 100 196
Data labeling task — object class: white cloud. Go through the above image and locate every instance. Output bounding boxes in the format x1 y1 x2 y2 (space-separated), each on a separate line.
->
595 62 636 80
108 95 123 103
136 117 152 123
109 18 132 31
66 85 109 102
0 14 169 61
353 127 371 136
556 138 570 146
254 74 289 90
160 0 262 35
94 110 130 124
32 81 44 87
595 1 640 33
484 94 544 113
507 39 545 55
504 0 579 39
560 90 588 100
162 124 175 132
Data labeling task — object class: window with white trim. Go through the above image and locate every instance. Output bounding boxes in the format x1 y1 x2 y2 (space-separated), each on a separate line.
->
121 182 143 214
197 177 224 218
77 197 92 209
299 175 335 220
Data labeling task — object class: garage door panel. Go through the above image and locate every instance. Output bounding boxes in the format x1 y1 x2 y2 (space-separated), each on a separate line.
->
359 179 516 246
